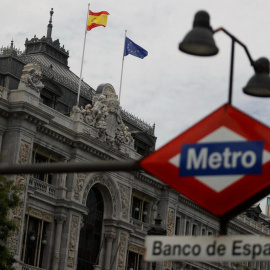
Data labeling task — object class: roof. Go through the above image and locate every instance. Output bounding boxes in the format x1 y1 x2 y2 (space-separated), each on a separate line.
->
17 53 95 100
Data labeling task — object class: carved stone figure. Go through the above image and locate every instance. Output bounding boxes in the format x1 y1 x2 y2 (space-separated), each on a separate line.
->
67 215 79 267
91 95 107 125
19 63 44 92
71 84 138 150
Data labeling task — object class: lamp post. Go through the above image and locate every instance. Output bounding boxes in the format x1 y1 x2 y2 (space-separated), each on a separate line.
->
147 214 166 270
179 10 270 103
178 10 270 235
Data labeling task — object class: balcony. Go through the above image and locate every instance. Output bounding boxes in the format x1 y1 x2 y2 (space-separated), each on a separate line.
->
130 217 149 233
29 177 56 198
16 262 46 270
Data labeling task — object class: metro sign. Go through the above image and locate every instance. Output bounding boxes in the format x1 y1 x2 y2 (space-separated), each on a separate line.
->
140 104 270 217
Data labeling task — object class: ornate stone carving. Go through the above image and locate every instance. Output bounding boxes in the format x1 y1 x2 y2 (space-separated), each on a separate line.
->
163 260 172 270
117 234 127 270
8 141 31 255
18 141 31 164
151 200 159 225
118 183 130 220
0 86 9 99
55 214 67 224
7 218 21 254
67 215 79 268
58 158 68 188
74 173 88 201
70 84 135 149
128 244 144 255
82 174 120 219
163 208 175 270
27 207 53 222
105 232 116 241
167 208 175 236
19 63 44 93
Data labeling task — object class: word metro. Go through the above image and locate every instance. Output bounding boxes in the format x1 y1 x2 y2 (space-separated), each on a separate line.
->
180 141 264 176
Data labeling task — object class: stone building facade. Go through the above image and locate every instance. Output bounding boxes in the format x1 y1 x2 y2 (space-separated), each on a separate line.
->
0 9 270 270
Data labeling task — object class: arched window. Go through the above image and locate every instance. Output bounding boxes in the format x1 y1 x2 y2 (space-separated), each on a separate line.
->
77 187 104 270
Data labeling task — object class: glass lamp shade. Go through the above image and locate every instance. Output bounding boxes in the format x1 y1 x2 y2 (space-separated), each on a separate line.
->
179 11 218 56
243 57 270 97
42 239 47 245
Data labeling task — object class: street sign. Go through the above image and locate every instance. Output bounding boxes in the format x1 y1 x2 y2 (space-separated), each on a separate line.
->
145 235 270 262
140 104 270 217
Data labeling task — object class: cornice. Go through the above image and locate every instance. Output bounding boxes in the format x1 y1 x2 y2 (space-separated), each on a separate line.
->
133 171 164 189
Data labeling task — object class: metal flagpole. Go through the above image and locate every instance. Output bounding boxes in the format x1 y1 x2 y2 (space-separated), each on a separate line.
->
119 30 127 102
76 3 90 107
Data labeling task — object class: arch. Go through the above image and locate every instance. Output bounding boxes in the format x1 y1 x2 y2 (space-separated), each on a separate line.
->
82 173 121 219
77 186 104 270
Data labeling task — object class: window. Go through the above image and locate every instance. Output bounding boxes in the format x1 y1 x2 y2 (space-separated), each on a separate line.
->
175 216 181 235
32 147 58 184
185 221 190 235
126 250 142 270
131 196 149 223
40 89 58 109
201 228 206 235
192 224 197 235
21 214 49 268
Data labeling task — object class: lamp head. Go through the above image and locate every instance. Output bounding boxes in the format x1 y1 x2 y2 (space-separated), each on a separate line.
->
179 10 219 56
243 57 270 97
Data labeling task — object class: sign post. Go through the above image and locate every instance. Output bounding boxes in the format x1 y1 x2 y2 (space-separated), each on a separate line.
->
145 235 270 262
140 104 270 230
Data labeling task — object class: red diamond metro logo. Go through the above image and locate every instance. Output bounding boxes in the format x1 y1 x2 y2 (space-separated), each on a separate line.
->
140 104 270 217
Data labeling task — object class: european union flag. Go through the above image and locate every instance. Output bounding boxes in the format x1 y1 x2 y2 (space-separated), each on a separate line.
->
124 37 148 59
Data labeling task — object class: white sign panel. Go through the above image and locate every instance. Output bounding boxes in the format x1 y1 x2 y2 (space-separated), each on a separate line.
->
145 235 270 262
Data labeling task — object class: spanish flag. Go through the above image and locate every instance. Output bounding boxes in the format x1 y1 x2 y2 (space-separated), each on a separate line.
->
87 10 109 31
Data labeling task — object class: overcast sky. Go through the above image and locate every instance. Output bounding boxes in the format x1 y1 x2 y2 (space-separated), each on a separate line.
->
2 0 270 213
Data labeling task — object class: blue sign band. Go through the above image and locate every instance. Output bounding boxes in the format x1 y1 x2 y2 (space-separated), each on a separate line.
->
179 141 264 176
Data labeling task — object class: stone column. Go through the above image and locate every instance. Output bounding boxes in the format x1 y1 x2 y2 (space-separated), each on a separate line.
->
104 233 116 270
52 215 66 270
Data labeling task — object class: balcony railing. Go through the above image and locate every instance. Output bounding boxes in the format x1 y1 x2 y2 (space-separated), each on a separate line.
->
20 262 46 270
130 217 149 233
236 214 270 234
29 177 56 198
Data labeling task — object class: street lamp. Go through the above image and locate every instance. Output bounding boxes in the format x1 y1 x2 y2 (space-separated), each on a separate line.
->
147 214 166 270
179 10 270 102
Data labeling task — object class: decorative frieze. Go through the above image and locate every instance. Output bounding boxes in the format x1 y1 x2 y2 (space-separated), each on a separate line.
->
74 173 88 201
117 233 128 270
163 208 175 270
167 208 175 236
67 215 79 268
128 244 144 255
8 140 31 255
118 183 130 220
27 206 53 222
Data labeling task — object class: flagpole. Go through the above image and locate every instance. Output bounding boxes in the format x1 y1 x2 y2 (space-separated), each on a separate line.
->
119 30 127 102
76 3 90 107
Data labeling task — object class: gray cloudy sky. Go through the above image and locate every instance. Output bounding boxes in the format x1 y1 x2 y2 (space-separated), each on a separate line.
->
2 0 270 211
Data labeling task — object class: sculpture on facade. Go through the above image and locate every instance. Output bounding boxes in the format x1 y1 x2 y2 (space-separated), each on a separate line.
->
19 63 44 93
71 84 135 150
